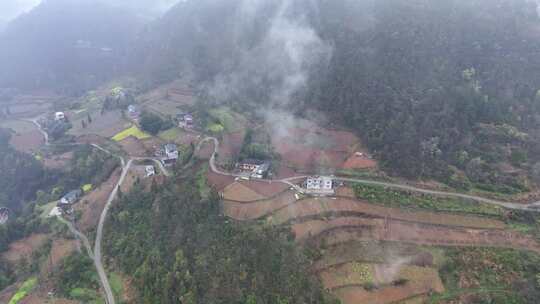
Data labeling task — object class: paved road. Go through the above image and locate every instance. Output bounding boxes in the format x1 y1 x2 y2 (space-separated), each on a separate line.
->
29 117 120 304
200 137 540 212
335 177 534 211
94 158 132 304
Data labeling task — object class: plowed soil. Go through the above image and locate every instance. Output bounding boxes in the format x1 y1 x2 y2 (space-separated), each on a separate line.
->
118 136 147 157
342 154 377 170
45 239 78 272
223 191 297 220
8 130 44 153
42 151 73 169
207 171 235 191
75 168 121 232
196 140 214 160
293 217 383 241
270 124 368 171
269 198 505 229
2 233 49 264
220 131 245 161
223 182 267 202
309 221 540 254
313 241 434 271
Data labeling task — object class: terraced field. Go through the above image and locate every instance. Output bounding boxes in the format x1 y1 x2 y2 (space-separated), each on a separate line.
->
266 197 505 229
220 182 540 304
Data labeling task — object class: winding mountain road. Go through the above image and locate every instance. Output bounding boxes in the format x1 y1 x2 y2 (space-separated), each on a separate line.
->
26 118 540 303
94 158 131 304
200 136 540 212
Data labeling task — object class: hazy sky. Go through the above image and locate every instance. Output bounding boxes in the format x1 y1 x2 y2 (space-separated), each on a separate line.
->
0 0 40 25
0 0 180 27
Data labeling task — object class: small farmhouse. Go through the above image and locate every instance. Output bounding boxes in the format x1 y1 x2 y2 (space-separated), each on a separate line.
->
55 112 65 121
237 159 271 179
127 105 140 120
251 162 271 179
305 176 334 195
177 113 194 128
238 159 265 171
145 165 156 177
59 189 82 205
162 144 179 166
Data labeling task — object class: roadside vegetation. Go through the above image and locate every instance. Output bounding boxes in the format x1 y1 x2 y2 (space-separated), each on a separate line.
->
55 253 102 303
433 247 540 303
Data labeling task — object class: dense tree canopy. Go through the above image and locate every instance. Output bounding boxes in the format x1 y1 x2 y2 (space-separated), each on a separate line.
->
104 174 332 304
134 0 540 191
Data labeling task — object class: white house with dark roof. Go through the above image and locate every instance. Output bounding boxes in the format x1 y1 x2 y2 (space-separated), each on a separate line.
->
162 143 179 166
304 176 334 195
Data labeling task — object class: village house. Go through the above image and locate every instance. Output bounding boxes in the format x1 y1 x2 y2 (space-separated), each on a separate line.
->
237 159 271 179
251 162 271 179
59 189 82 205
304 176 334 195
127 104 140 120
162 143 179 166
238 159 265 171
55 112 65 121
145 165 156 177
177 113 194 128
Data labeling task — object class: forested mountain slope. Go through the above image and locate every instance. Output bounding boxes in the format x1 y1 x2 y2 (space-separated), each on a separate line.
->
103 175 333 304
0 0 143 93
135 0 540 191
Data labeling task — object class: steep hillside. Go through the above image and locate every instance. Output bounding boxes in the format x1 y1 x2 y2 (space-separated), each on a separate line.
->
0 0 143 93
136 0 540 192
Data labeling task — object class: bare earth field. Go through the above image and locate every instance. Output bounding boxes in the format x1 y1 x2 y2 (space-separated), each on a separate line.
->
42 151 74 169
239 197 505 229
7 103 51 118
1 120 44 152
312 241 435 271
118 137 147 157
196 140 214 160
223 180 290 202
223 190 298 220
223 182 267 202
9 130 44 153
45 238 78 271
69 110 130 137
75 168 121 232
307 221 540 254
219 131 245 161
207 171 235 192
2 233 49 264
270 122 373 172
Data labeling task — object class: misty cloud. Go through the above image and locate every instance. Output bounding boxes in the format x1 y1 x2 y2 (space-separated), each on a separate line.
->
0 0 40 26
207 0 332 142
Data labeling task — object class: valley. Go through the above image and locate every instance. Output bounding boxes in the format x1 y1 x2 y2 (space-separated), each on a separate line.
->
1 79 540 303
